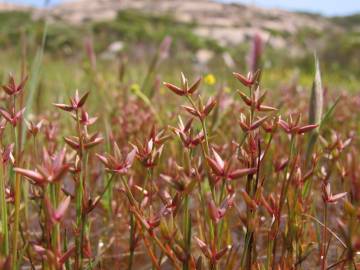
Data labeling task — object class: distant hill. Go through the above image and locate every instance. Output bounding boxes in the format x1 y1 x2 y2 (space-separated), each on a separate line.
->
0 2 30 11
1 0 359 76
37 0 341 50
2 0 359 50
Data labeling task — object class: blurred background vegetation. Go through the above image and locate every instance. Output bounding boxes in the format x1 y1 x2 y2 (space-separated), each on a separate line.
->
0 9 359 91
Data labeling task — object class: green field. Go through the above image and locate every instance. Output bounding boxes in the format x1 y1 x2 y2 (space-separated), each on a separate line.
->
0 8 359 270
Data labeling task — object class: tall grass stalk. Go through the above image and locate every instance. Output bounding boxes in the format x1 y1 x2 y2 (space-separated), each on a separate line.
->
12 117 21 270
0 163 8 256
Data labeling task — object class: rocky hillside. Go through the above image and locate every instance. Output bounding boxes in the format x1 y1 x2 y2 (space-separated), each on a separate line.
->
1 0 359 68
31 0 344 50
0 2 30 11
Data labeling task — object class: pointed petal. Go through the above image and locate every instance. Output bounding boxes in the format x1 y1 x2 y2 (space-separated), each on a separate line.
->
53 103 74 112
163 82 184 96
13 167 45 184
77 91 90 108
0 108 13 123
181 72 188 89
181 105 199 117
212 148 225 170
52 164 70 182
206 157 223 176
64 137 80 150
84 136 104 149
330 192 347 202
228 167 257 180
17 75 28 92
203 98 217 116
237 91 252 106
278 119 290 133
250 116 269 130
233 72 253 87
54 196 71 221
113 142 122 161
188 77 201 94
297 124 319 134
184 117 194 132
207 196 220 223
33 244 47 255
258 105 278 112
96 154 109 167
2 85 13 95
194 237 211 259
126 148 137 167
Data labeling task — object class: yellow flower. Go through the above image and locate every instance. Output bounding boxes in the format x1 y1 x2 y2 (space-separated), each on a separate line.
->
130 83 140 92
204 74 216 86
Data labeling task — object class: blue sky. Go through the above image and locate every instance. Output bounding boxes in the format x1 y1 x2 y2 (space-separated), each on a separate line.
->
3 0 360 16
220 0 360 16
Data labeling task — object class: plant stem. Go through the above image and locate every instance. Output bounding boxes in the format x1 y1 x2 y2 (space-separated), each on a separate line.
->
128 213 135 270
12 126 21 270
183 194 190 270
272 135 295 269
75 172 83 270
0 163 9 256
321 202 328 270
200 119 210 155
50 183 60 252
75 110 85 270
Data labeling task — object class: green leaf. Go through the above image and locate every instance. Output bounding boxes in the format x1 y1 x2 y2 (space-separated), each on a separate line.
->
319 96 341 130
304 55 324 196
308 54 323 128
